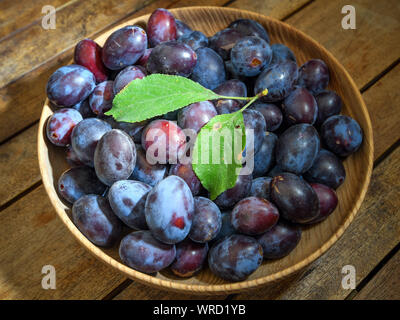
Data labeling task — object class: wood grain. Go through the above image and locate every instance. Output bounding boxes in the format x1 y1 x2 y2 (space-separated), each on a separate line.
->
0 0 155 88
362 65 400 159
0 124 40 207
229 0 310 19
38 6 373 295
0 0 72 40
285 0 400 89
354 249 400 300
235 146 400 299
113 281 225 300
0 185 126 299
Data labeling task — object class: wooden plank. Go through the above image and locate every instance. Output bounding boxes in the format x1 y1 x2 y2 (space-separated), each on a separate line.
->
0 0 231 89
0 0 156 88
0 0 72 40
0 125 40 207
235 146 400 299
354 249 400 300
113 281 225 300
285 0 400 89
362 65 400 159
0 185 126 299
229 0 310 20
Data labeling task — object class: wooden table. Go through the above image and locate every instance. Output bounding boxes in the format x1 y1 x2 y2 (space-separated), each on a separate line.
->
0 0 399 300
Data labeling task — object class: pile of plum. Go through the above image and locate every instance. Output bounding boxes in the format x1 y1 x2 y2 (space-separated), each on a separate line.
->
45 8 363 282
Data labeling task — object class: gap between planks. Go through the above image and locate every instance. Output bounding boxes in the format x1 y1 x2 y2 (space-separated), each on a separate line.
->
346 239 400 299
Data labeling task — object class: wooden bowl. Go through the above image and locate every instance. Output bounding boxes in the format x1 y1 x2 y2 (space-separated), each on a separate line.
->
38 6 373 295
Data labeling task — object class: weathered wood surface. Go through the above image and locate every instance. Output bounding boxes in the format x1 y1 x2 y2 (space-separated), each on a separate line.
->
285 0 400 89
354 249 400 300
0 0 399 299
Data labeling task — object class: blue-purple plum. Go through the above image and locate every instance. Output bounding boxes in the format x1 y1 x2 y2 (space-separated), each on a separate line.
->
136 48 153 69
177 101 217 133
171 239 208 277
208 234 263 281
46 65 96 107
72 99 95 118
115 120 148 143
145 175 194 244
108 180 151 230
315 90 342 126
169 162 201 196
89 80 114 116
72 194 122 247
267 165 285 178
46 108 83 146
130 145 167 186
214 172 252 209
66 145 84 166
119 230 176 273
209 28 243 60
211 210 236 244
58 166 106 204
147 8 177 47
270 172 319 224
213 79 248 114
253 132 277 177
243 109 267 156
71 118 112 166
276 124 320 174
102 26 147 70
147 41 197 77
113 65 146 94
231 197 279 235
297 59 329 95
257 221 301 259
304 149 346 189
189 197 222 243
308 183 338 224
178 30 208 51
231 36 272 77
175 19 192 39
282 87 318 125
270 43 296 65
190 47 226 90
249 177 272 200
228 19 270 43
251 102 283 132
254 61 298 102
320 115 363 157
94 129 136 186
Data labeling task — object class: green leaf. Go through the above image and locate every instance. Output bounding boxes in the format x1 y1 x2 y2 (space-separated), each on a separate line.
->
105 74 220 122
192 112 246 200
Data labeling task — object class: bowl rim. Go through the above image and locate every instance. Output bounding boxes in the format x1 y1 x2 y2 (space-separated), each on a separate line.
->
38 6 374 294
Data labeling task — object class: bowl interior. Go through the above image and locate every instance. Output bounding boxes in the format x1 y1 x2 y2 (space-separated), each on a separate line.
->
38 7 373 294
